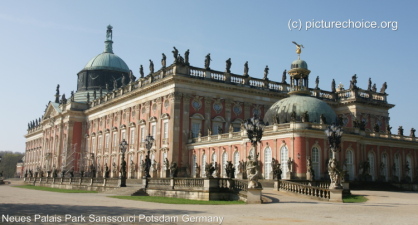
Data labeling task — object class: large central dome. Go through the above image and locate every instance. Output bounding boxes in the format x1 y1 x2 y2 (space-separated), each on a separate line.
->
83 52 129 73
264 95 336 124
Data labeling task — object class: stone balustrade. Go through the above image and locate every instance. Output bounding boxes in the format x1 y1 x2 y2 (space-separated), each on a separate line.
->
277 180 331 201
24 177 122 191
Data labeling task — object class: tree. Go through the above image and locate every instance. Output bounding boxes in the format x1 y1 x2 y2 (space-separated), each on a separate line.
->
0 151 24 178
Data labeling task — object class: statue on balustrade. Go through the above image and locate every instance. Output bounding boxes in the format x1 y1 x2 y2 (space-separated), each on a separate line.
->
246 155 261 188
315 76 319 89
104 163 110 178
149 60 154 74
282 70 287 84
263 65 269 80
410 128 416 138
204 53 211 70
161 53 166 68
302 111 309 122
184 49 190 65
195 163 200 177
398 126 404 136
172 47 179 62
380 82 387 94
170 162 178 178
349 74 358 90
372 83 377 92
225 161 235 178
139 65 144 78
225 58 232 73
287 157 293 172
205 162 215 178
331 79 336 92
368 78 372 91
244 61 249 76
374 123 380 132
164 158 170 171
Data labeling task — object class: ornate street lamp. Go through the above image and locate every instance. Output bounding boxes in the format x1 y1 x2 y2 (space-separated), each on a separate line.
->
143 134 154 178
119 139 128 187
325 125 343 189
244 114 265 189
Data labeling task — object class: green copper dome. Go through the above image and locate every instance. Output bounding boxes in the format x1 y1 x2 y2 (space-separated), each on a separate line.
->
291 59 308 69
83 52 129 73
264 95 336 124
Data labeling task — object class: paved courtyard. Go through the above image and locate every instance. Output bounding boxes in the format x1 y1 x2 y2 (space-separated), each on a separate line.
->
1 180 418 225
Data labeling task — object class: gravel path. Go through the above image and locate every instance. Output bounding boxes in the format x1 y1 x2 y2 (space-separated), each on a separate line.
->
1 180 418 225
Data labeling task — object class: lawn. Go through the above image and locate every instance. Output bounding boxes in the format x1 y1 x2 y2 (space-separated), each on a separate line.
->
343 195 368 203
109 196 245 205
14 185 98 193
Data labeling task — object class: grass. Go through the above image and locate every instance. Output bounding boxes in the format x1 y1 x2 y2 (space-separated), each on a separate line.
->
14 185 98 193
343 195 368 203
109 196 246 205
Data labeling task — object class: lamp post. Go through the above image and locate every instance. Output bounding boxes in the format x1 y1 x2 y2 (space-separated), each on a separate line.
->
325 125 343 189
243 114 265 189
143 134 154 178
119 139 128 187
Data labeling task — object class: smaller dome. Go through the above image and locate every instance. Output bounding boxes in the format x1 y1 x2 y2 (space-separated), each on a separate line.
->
291 59 308 69
83 52 129 73
264 95 336 124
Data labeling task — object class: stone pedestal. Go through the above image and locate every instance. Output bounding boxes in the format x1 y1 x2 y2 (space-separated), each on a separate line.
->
152 170 158 178
247 188 263 204
306 171 313 181
285 171 292 180
329 188 343 202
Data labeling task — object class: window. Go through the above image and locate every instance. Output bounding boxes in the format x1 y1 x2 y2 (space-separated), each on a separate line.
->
140 126 145 142
406 155 413 179
264 147 272 179
381 153 388 181
212 152 217 166
163 121 169 139
130 129 135 145
105 134 109 149
280 146 288 178
346 150 354 181
394 154 401 179
234 151 240 177
151 124 156 138
202 154 207 177
121 131 126 141
312 147 320 180
92 137 96 154
212 116 225 135
113 133 118 147
368 152 375 181
191 122 201 138
98 136 102 150
222 152 228 177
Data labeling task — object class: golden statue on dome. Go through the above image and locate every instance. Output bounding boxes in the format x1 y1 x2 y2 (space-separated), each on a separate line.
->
292 41 304 58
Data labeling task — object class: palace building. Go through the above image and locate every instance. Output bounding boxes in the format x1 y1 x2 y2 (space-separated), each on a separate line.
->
24 26 417 183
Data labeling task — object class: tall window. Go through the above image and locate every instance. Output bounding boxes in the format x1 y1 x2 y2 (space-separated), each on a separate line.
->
130 129 134 144
191 122 201 138
394 154 401 179
202 154 207 177
280 146 288 178
92 137 96 154
234 151 240 177
264 147 272 179
368 152 375 181
346 150 354 180
113 133 118 147
98 136 102 150
192 154 196 177
222 152 228 177
105 134 109 149
212 152 217 166
151 124 156 137
381 153 388 181
140 126 145 142
312 147 320 180
121 131 126 141
406 155 413 179
163 121 169 139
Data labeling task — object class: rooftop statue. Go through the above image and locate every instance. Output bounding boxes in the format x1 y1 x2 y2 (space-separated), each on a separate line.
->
149 59 154 74
204 53 211 70
161 53 166 68
225 58 232 73
315 76 319 89
380 82 387 93
172 47 179 63
331 79 336 92
139 65 144 78
282 70 287 83
244 61 249 76
263 65 269 80
292 41 304 55
184 49 190 65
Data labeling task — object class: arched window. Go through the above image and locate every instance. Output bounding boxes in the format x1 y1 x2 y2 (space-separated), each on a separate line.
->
381 153 388 181
212 152 217 166
222 152 228 177
202 154 207 177
368 152 375 181
264 147 272 179
406 155 413 179
280 146 288 179
346 150 354 180
312 147 320 180
394 153 401 181
191 154 196 177
234 151 240 177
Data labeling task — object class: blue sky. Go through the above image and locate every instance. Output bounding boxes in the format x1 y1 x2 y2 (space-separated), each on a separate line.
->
1 0 417 152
